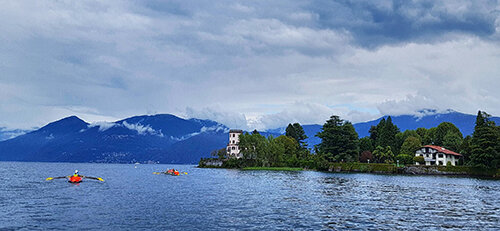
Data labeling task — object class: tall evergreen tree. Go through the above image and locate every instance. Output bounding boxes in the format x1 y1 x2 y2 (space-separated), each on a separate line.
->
470 111 499 168
316 115 359 162
370 116 400 153
286 123 308 149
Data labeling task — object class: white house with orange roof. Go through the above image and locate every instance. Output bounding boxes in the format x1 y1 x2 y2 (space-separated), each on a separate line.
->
415 145 461 166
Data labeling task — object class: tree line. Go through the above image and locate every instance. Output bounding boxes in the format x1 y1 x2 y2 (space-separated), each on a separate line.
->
213 110 500 169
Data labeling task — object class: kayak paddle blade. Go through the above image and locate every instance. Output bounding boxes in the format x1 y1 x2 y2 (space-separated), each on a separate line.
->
45 177 53 181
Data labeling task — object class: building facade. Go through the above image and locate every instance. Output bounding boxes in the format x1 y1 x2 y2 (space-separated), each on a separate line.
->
227 129 243 159
415 145 461 166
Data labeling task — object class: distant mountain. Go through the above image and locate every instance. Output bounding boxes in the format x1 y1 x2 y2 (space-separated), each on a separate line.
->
271 110 500 148
1 110 498 164
0 114 229 164
353 110 500 138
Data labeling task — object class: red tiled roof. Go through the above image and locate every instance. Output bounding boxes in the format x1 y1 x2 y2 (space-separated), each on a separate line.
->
423 145 462 156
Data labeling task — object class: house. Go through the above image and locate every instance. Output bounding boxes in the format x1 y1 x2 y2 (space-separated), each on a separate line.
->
415 145 461 166
226 129 243 159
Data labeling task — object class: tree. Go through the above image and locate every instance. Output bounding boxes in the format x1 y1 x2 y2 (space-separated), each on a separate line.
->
316 115 359 162
370 117 400 154
423 127 437 145
416 128 428 141
460 135 472 164
275 135 299 166
359 151 373 163
359 137 373 153
470 111 499 168
286 123 308 149
395 130 421 155
442 131 463 152
372 145 394 163
434 122 463 146
399 136 422 155
251 129 260 135
396 154 414 165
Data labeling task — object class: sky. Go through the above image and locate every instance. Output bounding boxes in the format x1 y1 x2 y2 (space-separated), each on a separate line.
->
1 0 500 130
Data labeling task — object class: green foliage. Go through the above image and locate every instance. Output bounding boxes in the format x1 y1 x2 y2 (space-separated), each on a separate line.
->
416 128 428 141
210 148 228 160
328 162 396 173
423 127 437 145
395 130 421 154
442 131 463 152
359 137 373 152
434 122 463 146
238 132 310 168
396 154 414 165
399 136 422 155
316 115 359 162
372 145 394 163
285 123 308 149
470 111 500 168
369 117 400 154
242 167 303 171
413 156 425 164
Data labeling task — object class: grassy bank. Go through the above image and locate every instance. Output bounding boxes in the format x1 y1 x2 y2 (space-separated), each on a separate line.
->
242 167 303 171
327 162 397 173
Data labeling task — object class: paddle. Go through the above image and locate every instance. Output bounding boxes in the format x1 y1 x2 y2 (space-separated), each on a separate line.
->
45 176 70 181
45 175 104 182
81 175 105 182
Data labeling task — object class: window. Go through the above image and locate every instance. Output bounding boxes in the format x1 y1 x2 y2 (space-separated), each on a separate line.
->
232 147 235 150
438 161 443 165
233 134 235 137
232 140 235 144
438 154 443 158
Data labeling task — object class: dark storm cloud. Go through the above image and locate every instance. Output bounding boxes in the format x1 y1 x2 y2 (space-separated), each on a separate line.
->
308 0 498 47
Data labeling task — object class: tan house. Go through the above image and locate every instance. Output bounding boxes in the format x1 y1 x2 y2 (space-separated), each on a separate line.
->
415 145 461 166
226 129 243 159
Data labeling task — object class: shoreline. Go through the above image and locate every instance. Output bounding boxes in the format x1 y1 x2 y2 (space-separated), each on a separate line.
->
198 161 500 178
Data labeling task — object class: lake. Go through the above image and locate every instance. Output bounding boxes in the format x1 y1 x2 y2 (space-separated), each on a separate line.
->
1 162 499 230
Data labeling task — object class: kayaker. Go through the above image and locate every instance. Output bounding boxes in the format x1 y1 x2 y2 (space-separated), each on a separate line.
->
167 169 174 174
45 170 104 183
69 170 82 183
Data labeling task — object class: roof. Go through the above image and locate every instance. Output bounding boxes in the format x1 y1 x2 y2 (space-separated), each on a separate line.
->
229 129 243 133
422 145 462 156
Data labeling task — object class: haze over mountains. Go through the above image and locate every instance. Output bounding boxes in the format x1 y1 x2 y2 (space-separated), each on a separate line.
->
0 110 498 164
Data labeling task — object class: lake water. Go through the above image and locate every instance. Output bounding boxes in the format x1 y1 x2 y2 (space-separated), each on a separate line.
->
1 162 499 230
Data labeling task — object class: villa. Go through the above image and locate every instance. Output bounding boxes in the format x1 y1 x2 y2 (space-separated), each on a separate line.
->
415 145 461 166
226 129 243 159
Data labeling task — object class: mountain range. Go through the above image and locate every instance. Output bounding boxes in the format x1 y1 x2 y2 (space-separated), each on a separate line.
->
0 110 498 164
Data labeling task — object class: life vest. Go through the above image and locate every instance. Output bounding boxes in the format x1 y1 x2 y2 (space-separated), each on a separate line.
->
69 175 82 183
173 171 179 176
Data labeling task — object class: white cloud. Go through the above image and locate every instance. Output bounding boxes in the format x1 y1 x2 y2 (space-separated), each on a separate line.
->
122 121 163 136
87 122 117 132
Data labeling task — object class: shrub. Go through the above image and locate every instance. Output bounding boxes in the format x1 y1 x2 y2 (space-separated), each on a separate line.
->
446 161 452 167
413 156 425 165
396 154 414 165
359 151 373 163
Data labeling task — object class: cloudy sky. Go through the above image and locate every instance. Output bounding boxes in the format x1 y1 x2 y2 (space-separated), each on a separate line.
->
1 0 500 130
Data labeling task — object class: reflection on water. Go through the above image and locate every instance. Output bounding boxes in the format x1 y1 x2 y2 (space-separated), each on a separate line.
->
0 162 499 230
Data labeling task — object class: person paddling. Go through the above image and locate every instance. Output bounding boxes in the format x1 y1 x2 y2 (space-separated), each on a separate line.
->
46 170 104 183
